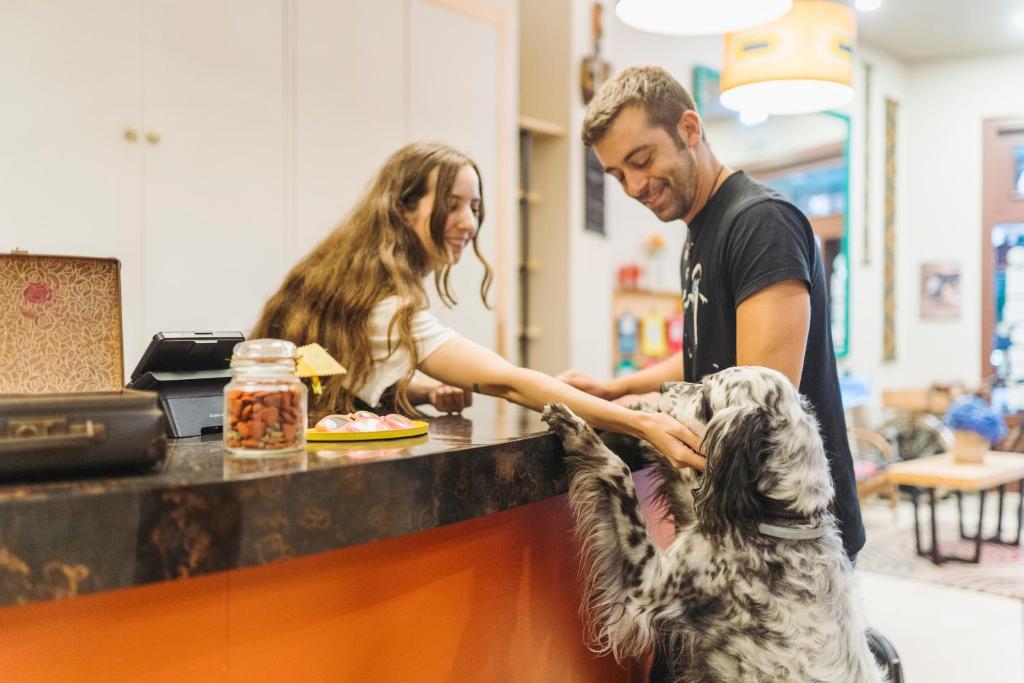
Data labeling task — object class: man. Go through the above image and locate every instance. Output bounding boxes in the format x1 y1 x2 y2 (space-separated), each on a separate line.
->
560 65 865 563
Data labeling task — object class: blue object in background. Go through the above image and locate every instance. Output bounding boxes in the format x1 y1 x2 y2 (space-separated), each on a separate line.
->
617 312 639 357
839 374 871 411
944 396 1008 445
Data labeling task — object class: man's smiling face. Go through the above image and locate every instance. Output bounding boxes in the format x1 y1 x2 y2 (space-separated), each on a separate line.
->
592 105 699 222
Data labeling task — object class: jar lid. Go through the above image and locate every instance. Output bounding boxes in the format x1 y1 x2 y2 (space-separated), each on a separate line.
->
231 338 297 366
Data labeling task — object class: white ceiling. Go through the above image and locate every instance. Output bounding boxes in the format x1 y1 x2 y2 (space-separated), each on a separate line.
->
854 0 1024 62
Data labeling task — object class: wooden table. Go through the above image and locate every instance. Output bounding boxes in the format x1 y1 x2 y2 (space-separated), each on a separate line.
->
886 452 1024 564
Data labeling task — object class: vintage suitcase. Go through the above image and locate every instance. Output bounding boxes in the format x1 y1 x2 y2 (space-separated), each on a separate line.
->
0 251 168 477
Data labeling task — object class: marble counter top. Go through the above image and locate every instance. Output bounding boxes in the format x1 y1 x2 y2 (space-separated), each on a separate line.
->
0 400 644 607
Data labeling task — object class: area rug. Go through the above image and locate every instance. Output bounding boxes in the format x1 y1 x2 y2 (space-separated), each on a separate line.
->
857 496 1024 601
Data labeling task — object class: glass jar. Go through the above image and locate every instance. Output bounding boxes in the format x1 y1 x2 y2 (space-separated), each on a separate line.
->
223 338 307 455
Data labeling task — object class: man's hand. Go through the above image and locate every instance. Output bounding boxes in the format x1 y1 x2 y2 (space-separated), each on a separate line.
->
613 391 662 408
557 370 615 400
637 411 706 470
427 385 473 414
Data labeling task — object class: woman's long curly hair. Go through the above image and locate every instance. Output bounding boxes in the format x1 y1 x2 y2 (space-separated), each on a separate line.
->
251 142 492 417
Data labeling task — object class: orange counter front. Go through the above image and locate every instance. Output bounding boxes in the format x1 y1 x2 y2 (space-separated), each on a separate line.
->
2 493 638 682
0 403 675 682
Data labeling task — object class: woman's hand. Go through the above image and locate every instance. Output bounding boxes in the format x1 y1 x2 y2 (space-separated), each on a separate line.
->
637 412 706 470
428 384 473 414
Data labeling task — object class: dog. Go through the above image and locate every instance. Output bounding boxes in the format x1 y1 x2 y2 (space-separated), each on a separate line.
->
542 366 885 682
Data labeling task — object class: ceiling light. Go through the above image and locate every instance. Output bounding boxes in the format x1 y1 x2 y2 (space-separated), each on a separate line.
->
739 110 769 126
721 0 856 116
614 0 793 36
1014 11 1024 29
854 0 881 11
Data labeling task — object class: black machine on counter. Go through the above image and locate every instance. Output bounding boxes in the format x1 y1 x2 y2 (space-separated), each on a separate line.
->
128 331 244 438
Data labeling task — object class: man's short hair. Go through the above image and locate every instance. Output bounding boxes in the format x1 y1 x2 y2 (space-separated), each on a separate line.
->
582 66 699 148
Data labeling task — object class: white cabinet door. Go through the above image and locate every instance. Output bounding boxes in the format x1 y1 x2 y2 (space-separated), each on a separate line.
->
139 0 286 354
291 0 407 263
0 0 145 362
408 0 501 353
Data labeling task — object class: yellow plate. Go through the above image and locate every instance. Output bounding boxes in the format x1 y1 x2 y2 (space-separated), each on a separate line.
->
306 420 429 442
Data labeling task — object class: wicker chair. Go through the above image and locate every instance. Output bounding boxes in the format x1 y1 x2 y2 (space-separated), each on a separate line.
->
848 426 900 517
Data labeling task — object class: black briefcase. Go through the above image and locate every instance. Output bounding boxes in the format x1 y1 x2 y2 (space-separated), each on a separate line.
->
0 252 168 478
0 390 166 477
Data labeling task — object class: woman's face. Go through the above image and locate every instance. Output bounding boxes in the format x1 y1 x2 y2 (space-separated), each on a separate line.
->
407 164 481 267
443 164 481 264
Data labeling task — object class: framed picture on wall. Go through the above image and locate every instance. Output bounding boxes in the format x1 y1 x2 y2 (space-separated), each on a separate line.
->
920 262 961 320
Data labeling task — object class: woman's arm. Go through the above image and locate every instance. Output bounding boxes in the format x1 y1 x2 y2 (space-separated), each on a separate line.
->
419 336 705 469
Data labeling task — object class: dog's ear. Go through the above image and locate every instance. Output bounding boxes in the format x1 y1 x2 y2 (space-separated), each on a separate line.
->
693 404 771 542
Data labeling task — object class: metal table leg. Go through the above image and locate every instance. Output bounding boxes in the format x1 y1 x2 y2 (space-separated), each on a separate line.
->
957 491 966 539
961 483 1021 546
972 490 986 563
994 485 1006 540
916 487 988 564
1016 479 1024 545
910 487 923 557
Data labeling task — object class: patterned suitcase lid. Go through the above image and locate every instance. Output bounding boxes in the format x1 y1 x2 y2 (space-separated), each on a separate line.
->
0 252 124 394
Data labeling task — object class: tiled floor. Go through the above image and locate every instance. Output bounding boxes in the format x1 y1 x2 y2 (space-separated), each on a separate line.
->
859 571 1024 682
858 498 1024 682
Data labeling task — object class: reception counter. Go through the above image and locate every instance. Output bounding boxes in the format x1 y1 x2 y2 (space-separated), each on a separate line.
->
0 400 656 682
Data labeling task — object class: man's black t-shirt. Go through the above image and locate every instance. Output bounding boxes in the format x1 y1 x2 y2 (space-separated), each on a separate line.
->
681 171 865 558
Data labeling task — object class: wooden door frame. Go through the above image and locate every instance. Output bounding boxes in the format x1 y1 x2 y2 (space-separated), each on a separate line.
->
981 117 1024 378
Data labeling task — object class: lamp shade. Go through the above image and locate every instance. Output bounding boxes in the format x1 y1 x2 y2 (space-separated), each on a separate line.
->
720 0 855 116
615 0 792 36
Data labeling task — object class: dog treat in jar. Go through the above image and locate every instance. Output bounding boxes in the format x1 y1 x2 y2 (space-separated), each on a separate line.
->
223 338 308 455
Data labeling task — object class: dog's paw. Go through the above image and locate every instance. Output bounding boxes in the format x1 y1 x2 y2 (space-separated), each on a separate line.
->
542 402 586 438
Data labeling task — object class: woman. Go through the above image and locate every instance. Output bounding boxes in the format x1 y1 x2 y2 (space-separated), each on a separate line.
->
252 142 702 468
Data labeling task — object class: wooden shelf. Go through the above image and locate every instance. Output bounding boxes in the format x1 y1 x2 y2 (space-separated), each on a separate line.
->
518 115 567 138
614 288 682 301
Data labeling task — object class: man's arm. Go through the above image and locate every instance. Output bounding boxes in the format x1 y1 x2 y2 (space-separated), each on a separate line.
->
558 350 685 399
735 279 810 387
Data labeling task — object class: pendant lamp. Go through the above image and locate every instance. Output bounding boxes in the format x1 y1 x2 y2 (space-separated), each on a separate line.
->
720 0 855 116
614 0 792 36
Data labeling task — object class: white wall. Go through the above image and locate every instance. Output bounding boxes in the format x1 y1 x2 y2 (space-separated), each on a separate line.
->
894 52 1024 388
1 0 518 377
842 45 909 418
841 48 1024 422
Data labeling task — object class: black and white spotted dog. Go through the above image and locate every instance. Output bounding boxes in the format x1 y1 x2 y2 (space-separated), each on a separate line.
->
542 366 885 682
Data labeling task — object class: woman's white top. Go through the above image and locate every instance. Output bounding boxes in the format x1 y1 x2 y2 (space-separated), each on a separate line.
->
351 296 457 407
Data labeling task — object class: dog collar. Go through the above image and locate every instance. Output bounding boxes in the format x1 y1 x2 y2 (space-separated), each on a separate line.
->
758 495 810 521
757 522 827 541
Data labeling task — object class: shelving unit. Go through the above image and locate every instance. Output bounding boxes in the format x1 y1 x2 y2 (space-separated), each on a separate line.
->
611 288 683 375
517 115 566 369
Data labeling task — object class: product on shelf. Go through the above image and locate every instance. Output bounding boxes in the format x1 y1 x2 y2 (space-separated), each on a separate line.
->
640 311 668 358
